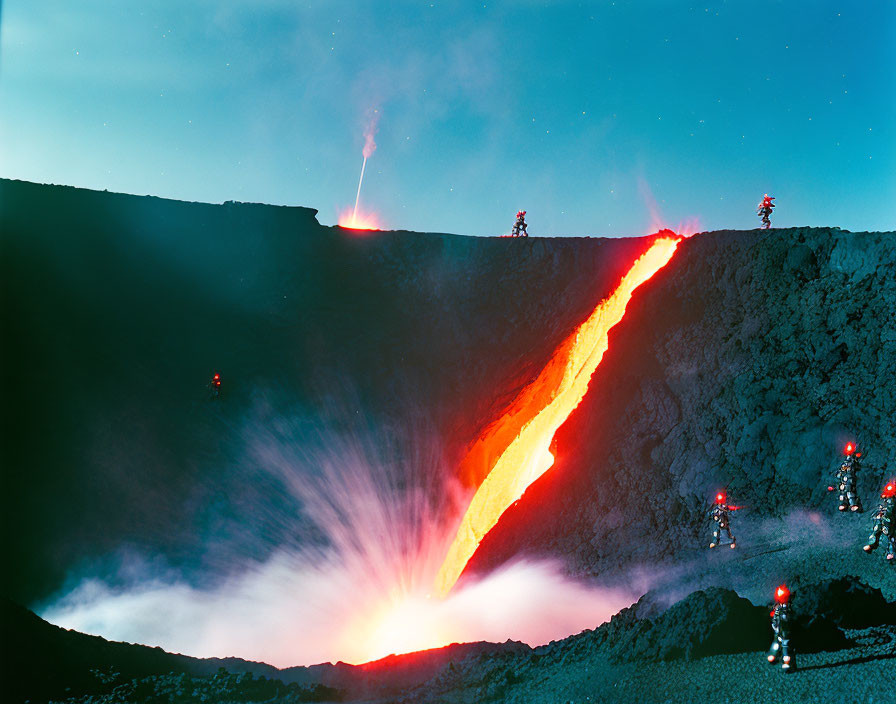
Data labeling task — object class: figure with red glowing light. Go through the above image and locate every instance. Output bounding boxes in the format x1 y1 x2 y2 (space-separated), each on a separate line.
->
827 443 862 513
208 372 222 399
863 481 895 562
757 194 775 229
708 491 739 549
511 210 528 237
768 584 794 672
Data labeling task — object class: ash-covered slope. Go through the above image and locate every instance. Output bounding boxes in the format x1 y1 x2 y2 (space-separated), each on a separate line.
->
0 178 649 604
469 227 896 579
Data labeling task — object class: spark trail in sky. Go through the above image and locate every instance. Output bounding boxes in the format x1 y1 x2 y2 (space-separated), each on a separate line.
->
339 114 380 230
351 156 368 224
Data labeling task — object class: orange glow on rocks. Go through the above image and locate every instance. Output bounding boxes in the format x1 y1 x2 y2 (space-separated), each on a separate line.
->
434 236 681 597
338 207 382 231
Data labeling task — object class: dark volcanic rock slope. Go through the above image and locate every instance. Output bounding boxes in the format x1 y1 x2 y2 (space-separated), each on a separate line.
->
470 227 896 577
0 179 648 604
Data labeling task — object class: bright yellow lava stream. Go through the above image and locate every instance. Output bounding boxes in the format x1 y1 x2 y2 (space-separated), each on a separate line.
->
434 237 680 597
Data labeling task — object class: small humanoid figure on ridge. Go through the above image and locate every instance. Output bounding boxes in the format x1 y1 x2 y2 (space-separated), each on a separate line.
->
757 194 775 229
511 210 528 237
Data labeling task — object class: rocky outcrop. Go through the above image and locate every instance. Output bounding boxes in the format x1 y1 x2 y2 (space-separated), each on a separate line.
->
469 227 896 577
543 576 896 667
605 587 770 662
791 575 896 630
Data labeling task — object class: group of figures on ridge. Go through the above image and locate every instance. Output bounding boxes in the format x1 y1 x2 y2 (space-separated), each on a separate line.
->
707 443 894 673
508 194 777 237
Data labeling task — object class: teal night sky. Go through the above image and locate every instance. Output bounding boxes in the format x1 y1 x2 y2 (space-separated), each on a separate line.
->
1 1 893 235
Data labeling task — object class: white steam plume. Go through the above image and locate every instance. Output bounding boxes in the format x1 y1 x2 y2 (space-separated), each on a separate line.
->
40 399 637 667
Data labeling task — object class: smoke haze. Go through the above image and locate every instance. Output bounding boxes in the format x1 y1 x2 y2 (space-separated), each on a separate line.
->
39 400 636 666
42 556 635 667
362 112 378 160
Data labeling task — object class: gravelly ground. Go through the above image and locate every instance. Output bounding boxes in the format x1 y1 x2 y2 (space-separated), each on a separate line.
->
501 628 896 704
389 510 896 704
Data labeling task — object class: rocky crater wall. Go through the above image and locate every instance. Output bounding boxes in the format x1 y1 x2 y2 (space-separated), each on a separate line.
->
0 179 647 603
470 227 896 577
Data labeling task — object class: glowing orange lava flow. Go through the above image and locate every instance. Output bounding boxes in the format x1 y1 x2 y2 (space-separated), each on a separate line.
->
434 237 680 597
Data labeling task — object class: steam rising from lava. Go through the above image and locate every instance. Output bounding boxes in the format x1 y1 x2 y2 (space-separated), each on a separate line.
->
40 404 635 666
638 176 701 236
42 555 634 667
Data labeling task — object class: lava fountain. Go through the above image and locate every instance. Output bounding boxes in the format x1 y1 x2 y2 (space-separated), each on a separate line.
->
434 235 681 597
338 113 382 230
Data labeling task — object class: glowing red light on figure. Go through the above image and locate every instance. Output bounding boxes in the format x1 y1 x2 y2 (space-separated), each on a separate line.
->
716 492 726 503
774 584 790 604
883 483 896 498
845 443 854 454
